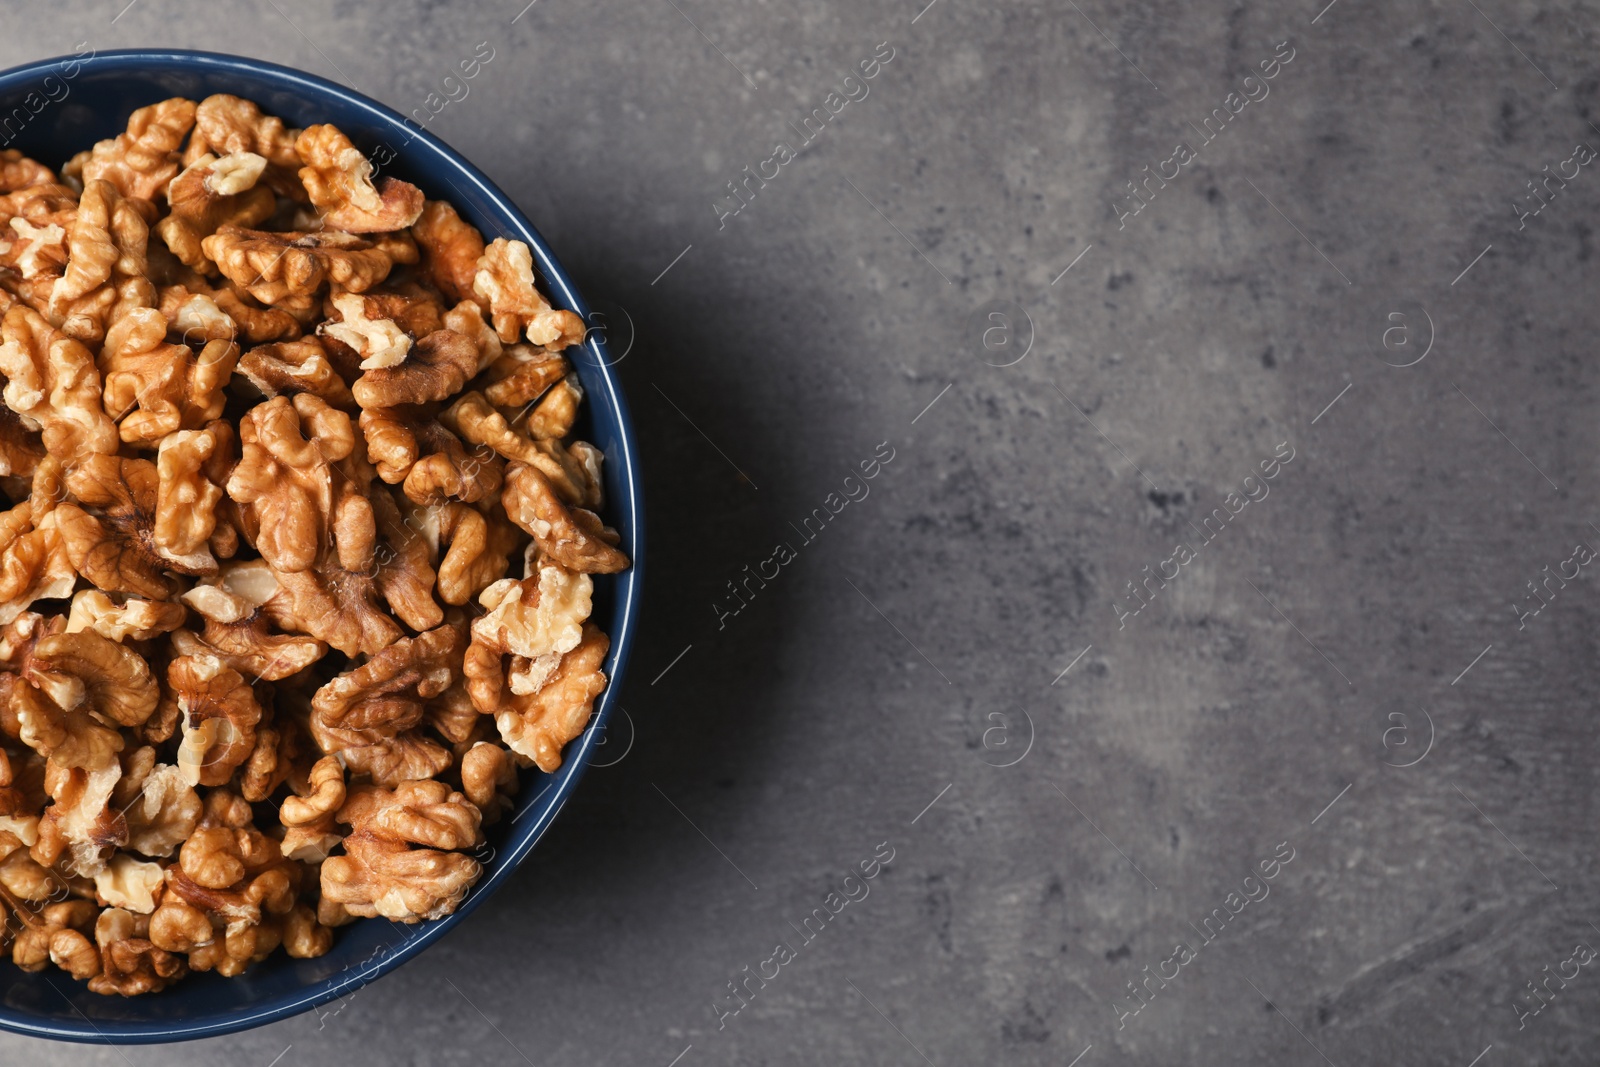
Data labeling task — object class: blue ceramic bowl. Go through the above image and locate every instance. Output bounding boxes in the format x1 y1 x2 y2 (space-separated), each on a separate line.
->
0 50 643 1043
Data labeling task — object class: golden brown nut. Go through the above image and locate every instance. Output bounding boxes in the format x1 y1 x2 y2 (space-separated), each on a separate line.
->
47 179 158 345
430 501 521 606
459 740 518 824
371 487 443 632
27 629 159 728
101 307 238 445
279 754 344 862
0 407 44 479
155 152 275 270
412 201 484 303
482 345 568 409
0 305 119 462
235 337 356 410
463 562 592 714
57 453 211 598
319 779 481 922
495 625 609 773
296 125 424 233
174 561 327 681
440 391 600 507
472 238 585 349
269 565 401 659
153 791 306 976
154 424 233 559
184 94 303 198
226 394 351 573
169 655 262 788
0 498 76 625
0 150 54 193
524 372 582 440
501 462 629 575
203 226 394 306
307 623 458 778
88 906 187 996
78 98 197 202
11 899 101 978
351 328 477 409
359 407 502 507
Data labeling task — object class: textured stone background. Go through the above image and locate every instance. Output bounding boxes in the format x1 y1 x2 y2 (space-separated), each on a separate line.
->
4 0 1600 1064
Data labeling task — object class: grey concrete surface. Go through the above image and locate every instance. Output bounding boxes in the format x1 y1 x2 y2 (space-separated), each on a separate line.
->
4 0 1600 1063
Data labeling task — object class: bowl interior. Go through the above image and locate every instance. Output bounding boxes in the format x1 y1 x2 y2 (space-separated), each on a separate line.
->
0 51 641 1042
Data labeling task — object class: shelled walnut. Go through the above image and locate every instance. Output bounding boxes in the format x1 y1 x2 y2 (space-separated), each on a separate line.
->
0 95 627 997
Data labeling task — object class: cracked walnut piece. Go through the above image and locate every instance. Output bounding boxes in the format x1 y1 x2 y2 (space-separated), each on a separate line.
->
0 96 627 995
472 238 585 349
296 125 424 234
319 780 481 923
75 98 197 202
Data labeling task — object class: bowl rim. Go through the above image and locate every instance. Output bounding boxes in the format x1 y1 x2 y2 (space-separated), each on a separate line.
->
0 48 644 1044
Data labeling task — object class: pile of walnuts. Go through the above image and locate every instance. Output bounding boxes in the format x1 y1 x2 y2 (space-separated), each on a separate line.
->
0 94 628 995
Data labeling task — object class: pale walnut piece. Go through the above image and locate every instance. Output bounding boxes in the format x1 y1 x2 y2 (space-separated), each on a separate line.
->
525 372 583 440
203 226 395 307
442 298 502 373
351 328 477 409
159 281 301 345
78 98 197 202
296 125 425 233
412 201 484 303
0 151 54 194
101 307 238 445
320 290 410 370
464 563 593 715
495 624 609 773
0 305 119 462
502 462 629 575
472 238 585 349
319 780 482 922
66 590 185 644
156 152 275 271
